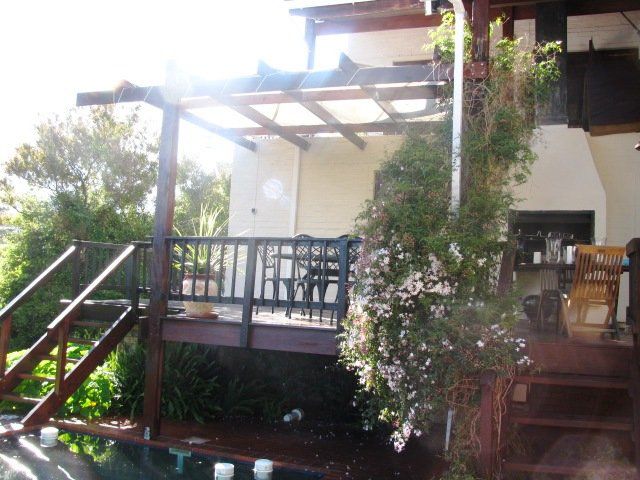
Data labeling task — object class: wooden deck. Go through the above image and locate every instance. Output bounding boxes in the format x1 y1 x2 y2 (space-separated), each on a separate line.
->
162 304 339 356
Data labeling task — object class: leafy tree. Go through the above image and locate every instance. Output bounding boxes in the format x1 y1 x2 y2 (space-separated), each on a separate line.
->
2 106 157 211
0 106 158 348
174 158 230 234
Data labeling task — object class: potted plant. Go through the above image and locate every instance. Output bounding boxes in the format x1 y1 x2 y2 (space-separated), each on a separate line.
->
174 205 229 318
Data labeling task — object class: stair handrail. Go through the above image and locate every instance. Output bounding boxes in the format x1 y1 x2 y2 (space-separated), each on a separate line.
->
46 244 136 394
0 245 78 377
0 245 77 322
47 244 136 333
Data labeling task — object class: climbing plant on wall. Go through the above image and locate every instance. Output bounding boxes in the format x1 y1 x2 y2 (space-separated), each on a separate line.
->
340 13 560 479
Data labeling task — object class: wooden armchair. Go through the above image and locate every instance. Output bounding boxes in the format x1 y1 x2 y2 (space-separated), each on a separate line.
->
560 245 625 338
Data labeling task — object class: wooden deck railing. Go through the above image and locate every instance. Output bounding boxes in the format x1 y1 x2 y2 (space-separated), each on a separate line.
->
165 236 362 335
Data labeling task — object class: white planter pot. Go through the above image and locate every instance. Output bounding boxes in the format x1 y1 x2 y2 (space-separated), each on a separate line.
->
182 274 218 317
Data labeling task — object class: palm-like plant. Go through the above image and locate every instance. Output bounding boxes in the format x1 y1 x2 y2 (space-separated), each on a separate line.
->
173 204 230 275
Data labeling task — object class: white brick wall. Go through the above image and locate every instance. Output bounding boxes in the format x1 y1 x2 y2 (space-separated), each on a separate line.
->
229 135 405 238
229 139 296 237
296 136 404 236
344 27 434 65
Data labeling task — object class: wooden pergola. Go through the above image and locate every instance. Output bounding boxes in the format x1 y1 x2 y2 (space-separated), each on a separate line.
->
77 55 488 151
76 52 489 437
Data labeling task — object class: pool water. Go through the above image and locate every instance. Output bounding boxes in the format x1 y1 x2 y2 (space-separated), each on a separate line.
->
0 431 324 479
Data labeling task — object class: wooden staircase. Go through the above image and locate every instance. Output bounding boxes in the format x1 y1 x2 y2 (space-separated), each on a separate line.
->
0 243 140 426
501 340 636 478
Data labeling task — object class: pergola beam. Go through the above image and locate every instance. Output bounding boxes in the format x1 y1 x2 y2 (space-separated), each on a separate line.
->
219 101 311 150
77 62 462 109
221 121 443 136
339 54 406 124
180 85 440 109
288 92 367 150
76 84 256 151
256 61 366 150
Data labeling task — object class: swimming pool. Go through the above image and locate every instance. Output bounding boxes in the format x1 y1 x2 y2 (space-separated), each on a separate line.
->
0 431 324 479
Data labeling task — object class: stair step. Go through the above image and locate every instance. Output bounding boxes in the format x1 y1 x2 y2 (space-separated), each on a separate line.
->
37 355 80 363
72 320 113 329
17 373 55 383
515 373 629 389
504 459 636 476
0 393 41 405
511 413 632 431
67 337 98 346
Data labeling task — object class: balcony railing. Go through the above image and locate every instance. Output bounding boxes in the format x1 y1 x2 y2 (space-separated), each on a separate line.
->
165 236 362 327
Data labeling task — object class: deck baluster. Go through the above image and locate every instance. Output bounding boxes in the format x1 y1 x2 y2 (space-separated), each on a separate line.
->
217 240 225 302
230 240 239 303
204 240 212 301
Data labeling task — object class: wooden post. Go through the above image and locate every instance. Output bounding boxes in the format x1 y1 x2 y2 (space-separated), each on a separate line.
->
535 1 568 125
0 314 12 378
143 62 182 438
479 370 496 478
71 240 82 297
502 7 514 40
55 319 69 396
128 243 141 339
305 18 316 70
459 0 490 207
471 0 490 63
335 238 349 330
240 239 257 348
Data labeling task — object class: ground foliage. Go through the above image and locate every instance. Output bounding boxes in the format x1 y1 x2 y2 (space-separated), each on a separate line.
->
109 343 359 425
0 345 113 420
340 13 560 478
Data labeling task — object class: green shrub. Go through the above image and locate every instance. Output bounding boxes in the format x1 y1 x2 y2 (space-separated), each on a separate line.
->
1 345 113 420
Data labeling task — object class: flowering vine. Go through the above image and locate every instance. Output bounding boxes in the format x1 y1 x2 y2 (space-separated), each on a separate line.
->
340 13 559 479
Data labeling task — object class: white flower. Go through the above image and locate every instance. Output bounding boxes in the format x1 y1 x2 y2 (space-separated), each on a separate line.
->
476 340 485 348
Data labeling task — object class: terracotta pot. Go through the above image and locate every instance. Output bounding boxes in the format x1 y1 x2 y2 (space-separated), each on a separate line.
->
182 274 218 317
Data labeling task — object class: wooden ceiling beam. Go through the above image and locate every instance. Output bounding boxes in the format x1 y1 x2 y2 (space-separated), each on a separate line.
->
217 100 311 150
316 13 442 35
180 85 440 109
76 83 256 151
257 60 366 150
225 121 443 136
78 63 458 110
311 0 640 34
339 53 405 124
288 91 367 149
290 0 423 20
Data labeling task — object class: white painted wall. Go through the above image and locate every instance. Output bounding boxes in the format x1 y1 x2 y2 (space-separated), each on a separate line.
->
229 135 403 237
512 126 607 295
344 27 434 65
514 12 640 53
513 125 607 238
229 139 295 237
